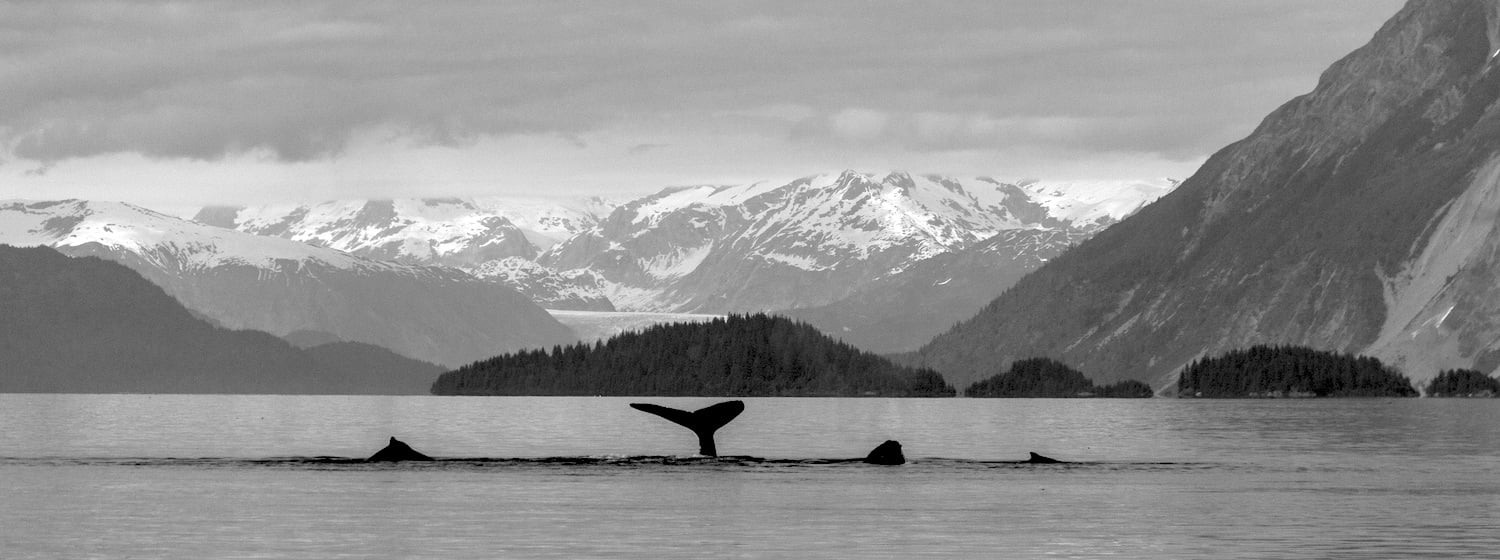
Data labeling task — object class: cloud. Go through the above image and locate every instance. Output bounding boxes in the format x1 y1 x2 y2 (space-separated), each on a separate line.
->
23 162 53 177
827 108 891 142
627 143 669 156
0 0 1404 166
791 108 1220 161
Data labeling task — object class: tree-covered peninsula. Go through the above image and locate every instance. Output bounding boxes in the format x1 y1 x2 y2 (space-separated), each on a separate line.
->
430 314 956 396
1425 369 1500 397
963 357 1153 397
1177 345 1418 398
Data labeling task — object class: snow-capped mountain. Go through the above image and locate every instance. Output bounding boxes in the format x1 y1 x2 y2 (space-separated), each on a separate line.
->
198 197 614 259
1 199 575 367
195 196 616 310
194 172 1172 317
1015 178 1183 228
541 171 1175 312
469 257 615 311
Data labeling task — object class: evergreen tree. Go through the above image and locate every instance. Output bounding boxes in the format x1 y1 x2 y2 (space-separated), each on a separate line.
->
963 357 1152 398
431 313 956 397
1177 345 1418 398
1425 369 1500 397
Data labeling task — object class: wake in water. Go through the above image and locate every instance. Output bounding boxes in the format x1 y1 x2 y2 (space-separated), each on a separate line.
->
0 455 1204 474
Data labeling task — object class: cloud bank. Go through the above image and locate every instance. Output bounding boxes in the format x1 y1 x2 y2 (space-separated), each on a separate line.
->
2 1 1401 170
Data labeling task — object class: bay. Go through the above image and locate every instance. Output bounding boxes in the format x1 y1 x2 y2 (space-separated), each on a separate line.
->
1 395 1497 559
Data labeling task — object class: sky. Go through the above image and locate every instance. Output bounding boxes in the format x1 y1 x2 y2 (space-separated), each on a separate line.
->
2 1 1406 214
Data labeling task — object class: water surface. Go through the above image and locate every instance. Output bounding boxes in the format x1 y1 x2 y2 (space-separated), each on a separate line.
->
1 395 1496 558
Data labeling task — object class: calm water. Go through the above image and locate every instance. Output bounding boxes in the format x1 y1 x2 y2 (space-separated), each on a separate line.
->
1 395 1497 559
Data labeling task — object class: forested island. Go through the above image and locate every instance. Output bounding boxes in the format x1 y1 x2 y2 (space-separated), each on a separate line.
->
430 314 955 396
1425 369 1500 397
963 357 1153 397
1177 345 1418 398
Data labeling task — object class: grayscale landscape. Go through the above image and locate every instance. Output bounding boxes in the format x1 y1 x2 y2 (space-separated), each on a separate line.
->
4 1 1498 558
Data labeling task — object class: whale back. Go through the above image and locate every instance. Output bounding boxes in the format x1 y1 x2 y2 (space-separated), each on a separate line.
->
367 437 434 462
863 440 905 465
1026 452 1064 464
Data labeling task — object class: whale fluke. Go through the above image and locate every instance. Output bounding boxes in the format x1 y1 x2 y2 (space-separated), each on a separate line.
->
1025 452 1064 464
863 440 905 465
630 400 745 456
366 437 434 462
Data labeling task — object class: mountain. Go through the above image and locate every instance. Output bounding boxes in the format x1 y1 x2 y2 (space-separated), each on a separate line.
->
541 171 1175 313
431 313 955 397
546 309 722 345
0 245 443 394
1 199 575 367
914 0 1500 390
196 196 614 255
196 197 616 310
785 228 1090 354
468 257 615 311
194 174 1170 318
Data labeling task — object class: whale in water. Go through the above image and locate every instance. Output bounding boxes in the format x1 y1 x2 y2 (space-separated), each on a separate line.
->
366 437 434 462
630 400 745 456
1023 452 1065 464
630 400 907 464
863 440 905 465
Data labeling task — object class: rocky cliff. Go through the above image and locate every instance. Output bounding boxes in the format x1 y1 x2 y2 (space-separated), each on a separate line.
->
915 0 1500 390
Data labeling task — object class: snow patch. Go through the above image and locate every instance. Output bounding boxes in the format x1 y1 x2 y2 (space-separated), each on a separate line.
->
642 243 712 279
2 199 382 271
757 251 825 271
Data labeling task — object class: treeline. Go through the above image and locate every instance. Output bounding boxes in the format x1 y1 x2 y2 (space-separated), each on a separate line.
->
1425 369 1500 397
963 358 1153 398
1178 345 1418 398
431 314 955 396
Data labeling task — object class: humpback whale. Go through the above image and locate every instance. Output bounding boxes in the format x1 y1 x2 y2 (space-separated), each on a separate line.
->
863 440 905 465
1023 452 1065 464
629 400 745 456
366 437 434 462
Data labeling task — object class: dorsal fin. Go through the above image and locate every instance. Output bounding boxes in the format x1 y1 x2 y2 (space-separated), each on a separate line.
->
1027 452 1063 464
366 436 434 462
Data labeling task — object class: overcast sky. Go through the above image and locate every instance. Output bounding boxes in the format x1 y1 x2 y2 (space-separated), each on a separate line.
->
2 1 1405 212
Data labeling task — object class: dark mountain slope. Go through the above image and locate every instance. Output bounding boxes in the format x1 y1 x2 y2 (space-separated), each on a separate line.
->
786 228 1088 354
1 200 576 368
0 245 443 394
916 1 1500 390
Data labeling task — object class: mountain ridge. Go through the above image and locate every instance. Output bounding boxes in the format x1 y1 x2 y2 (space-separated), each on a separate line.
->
539 170 1174 313
0 244 444 394
199 171 1173 316
914 0 1500 390
1 199 575 367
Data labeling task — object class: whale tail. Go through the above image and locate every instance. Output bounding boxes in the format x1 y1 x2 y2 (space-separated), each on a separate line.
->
630 400 745 456
367 437 434 462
